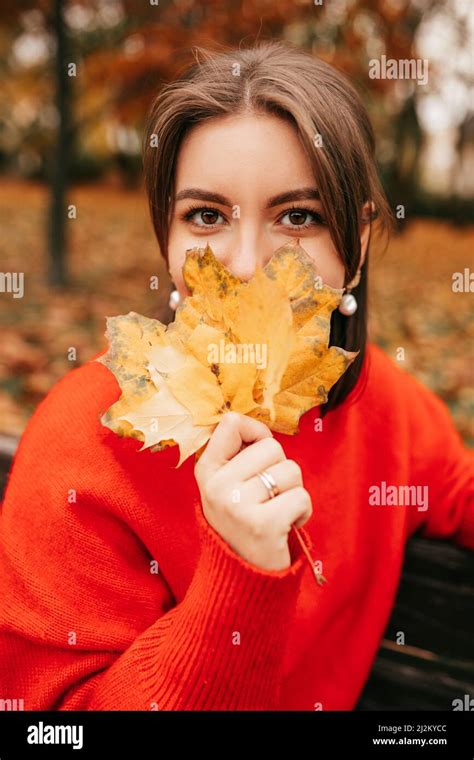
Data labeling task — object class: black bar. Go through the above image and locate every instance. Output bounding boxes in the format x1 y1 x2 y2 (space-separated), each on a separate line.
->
0 710 473 757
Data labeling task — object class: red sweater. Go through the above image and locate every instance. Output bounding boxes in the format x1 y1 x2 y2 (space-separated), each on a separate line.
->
0 342 472 711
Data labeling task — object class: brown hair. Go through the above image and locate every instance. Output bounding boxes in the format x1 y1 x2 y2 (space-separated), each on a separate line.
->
143 40 393 415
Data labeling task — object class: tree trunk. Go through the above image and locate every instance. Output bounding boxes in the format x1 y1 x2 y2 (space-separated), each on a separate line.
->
48 0 71 287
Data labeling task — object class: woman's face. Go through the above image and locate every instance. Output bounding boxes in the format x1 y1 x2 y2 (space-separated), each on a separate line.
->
168 113 364 297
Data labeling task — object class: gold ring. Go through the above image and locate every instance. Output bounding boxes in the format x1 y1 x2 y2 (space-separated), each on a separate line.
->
257 469 279 499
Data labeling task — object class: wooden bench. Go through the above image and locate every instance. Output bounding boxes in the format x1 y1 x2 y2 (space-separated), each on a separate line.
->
356 537 474 709
1 434 472 710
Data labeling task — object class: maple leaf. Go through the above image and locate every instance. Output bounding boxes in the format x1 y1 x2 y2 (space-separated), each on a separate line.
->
256 241 358 432
97 241 358 466
96 311 169 443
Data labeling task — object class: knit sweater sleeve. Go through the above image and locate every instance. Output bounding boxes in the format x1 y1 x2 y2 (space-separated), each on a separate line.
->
404 372 474 550
0 363 310 712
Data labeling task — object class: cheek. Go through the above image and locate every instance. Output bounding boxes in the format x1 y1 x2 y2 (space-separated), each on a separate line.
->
167 220 346 293
167 224 193 297
168 258 188 297
323 257 346 289
301 235 346 289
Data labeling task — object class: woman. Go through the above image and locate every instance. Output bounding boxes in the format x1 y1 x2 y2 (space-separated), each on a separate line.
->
0 41 472 711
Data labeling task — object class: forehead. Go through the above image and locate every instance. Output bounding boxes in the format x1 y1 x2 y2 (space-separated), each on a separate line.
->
174 113 315 194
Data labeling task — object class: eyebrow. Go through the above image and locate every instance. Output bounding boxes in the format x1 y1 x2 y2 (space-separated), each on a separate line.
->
174 187 321 208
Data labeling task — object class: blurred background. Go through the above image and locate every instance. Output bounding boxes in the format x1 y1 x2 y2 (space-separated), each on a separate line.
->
0 0 473 445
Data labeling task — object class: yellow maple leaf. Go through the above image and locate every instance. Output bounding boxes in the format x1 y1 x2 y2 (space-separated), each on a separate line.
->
97 241 358 466
95 311 169 443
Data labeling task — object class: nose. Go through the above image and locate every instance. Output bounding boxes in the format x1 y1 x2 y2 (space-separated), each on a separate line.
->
223 226 270 282
228 254 257 283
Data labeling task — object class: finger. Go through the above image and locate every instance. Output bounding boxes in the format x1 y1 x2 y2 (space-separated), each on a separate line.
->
222 435 286 482
253 486 313 532
239 458 303 504
197 412 272 476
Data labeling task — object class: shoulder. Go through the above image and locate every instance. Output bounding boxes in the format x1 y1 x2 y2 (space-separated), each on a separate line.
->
14 351 121 455
2 349 179 546
361 342 462 442
5 350 172 498
8 346 180 482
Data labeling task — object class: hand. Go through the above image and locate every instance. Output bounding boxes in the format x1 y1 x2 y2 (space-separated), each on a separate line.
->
194 412 313 571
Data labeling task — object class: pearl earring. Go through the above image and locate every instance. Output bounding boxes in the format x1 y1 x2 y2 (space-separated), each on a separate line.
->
339 292 357 316
338 269 362 316
168 289 181 311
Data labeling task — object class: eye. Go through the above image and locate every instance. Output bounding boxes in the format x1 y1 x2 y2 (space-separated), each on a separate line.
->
181 205 227 228
278 206 326 230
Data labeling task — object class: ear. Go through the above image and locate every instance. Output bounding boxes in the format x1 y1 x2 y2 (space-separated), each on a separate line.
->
359 201 375 267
